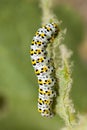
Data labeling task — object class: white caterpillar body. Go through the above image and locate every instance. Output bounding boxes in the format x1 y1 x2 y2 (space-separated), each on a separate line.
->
30 23 59 117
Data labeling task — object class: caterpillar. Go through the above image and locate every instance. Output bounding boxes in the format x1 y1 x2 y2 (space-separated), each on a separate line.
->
30 23 59 117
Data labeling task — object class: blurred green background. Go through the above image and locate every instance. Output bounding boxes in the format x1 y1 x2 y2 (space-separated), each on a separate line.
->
0 0 87 130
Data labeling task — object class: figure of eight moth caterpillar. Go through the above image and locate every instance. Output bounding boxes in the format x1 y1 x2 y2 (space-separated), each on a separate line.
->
30 23 59 117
